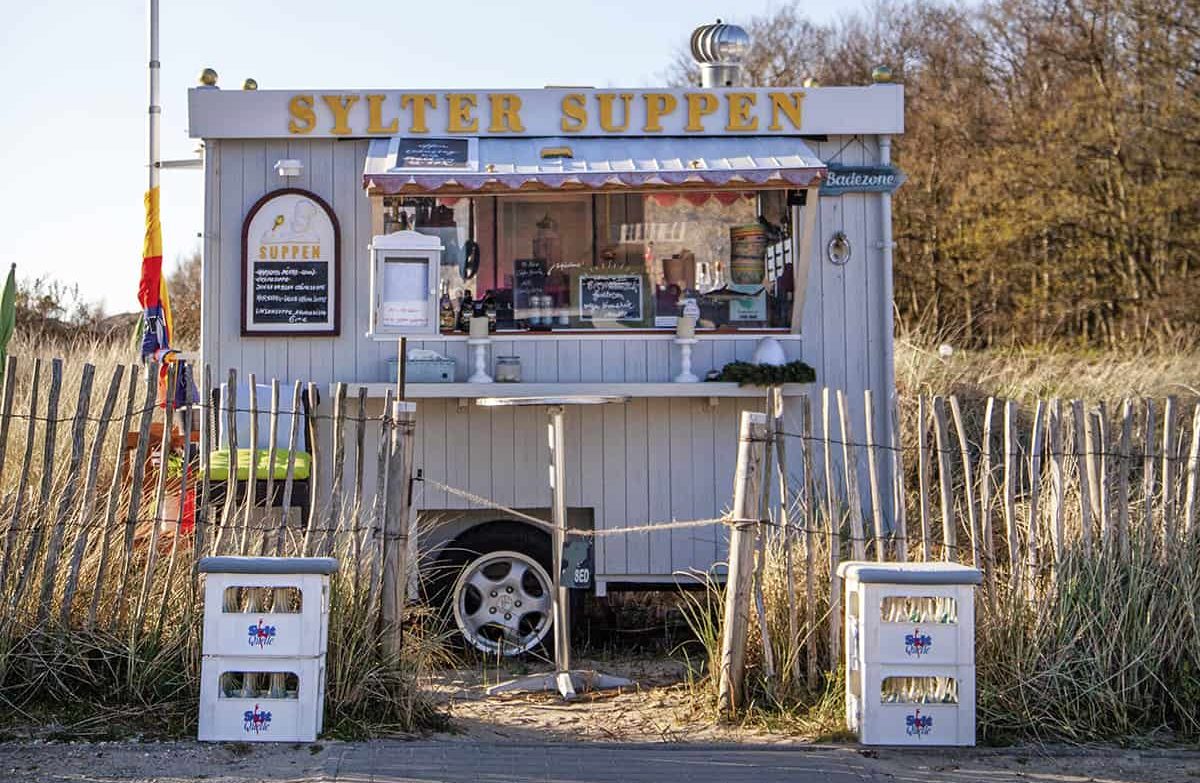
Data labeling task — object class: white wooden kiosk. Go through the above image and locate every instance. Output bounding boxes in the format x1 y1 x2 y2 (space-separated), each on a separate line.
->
188 25 904 655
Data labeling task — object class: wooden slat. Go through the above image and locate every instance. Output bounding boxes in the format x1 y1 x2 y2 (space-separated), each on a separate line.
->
12 359 63 615
1071 400 1094 553
1183 402 1200 539
1003 400 1019 582
916 395 933 561
90 364 139 627
772 389 798 683
195 364 213 562
800 394 818 688
367 388 394 620
0 358 18 499
239 375 260 556
61 364 124 625
351 386 368 590
156 392 193 641
1085 410 1107 549
948 396 979 569
979 398 996 573
863 389 885 562
836 389 866 561
276 382 304 557
42 364 98 621
1162 396 1178 542
1027 400 1046 585
1116 399 1133 559
1047 399 1066 565
889 396 908 562
215 370 239 556
260 379 281 557
325 382 348 557
821 388 840 667
134 363 177 636
1142 399 1157 552
0 359 38 595
931 396 956 562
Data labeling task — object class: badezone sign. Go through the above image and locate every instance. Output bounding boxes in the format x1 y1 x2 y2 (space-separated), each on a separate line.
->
820 164 907 195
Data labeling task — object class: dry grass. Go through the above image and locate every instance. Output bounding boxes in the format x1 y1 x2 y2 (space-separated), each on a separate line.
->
0 333 447 739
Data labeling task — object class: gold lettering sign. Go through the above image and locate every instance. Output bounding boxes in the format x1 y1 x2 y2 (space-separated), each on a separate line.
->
282 90 813 135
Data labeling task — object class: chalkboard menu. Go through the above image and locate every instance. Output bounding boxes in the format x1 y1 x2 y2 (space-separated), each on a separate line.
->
395 138 470 169
242 188 340 336
513 258 546 315
575 271 647 325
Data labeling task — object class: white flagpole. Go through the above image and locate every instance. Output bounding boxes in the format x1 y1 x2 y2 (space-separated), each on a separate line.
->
148 0 160 191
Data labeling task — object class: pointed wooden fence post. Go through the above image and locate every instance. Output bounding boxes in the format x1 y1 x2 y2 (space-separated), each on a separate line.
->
931 396 956 562
381 399 417 662
717 410 768 715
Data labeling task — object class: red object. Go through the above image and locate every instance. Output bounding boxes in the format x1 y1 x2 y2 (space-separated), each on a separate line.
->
181 485 197 534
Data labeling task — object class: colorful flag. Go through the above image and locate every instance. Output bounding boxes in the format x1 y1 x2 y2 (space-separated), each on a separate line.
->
0 263 15 385
138 186 174 364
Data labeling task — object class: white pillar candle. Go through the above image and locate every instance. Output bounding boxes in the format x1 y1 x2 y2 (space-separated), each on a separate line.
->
676 315 697 339
469 315 490 339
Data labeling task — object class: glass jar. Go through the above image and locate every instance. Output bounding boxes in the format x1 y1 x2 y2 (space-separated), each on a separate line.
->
494 356 521 383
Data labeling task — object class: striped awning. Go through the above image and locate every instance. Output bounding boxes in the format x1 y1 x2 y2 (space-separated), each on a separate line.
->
362 136 825 196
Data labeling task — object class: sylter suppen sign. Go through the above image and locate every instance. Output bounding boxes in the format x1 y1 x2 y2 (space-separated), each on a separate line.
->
242 188 340 336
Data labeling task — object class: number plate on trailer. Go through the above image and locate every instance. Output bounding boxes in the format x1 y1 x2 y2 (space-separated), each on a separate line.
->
561 538 593 590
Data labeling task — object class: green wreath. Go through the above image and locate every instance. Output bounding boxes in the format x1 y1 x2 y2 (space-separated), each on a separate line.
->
710 360 817 386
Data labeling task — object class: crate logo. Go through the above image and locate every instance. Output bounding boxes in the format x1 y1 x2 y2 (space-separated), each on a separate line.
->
248 619 277 649
905 709 933 738
243 704 272 734
904 627 932 657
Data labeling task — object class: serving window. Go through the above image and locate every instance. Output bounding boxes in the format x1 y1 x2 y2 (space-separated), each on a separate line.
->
377 189 796 333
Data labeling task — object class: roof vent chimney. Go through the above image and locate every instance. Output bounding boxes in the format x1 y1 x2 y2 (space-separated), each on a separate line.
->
690 19 750 88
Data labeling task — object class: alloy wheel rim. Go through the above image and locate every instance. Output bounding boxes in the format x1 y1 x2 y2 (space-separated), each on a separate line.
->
451 550 553 655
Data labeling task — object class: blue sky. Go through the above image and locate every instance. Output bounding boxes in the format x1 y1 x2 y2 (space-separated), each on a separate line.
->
0 0 857 313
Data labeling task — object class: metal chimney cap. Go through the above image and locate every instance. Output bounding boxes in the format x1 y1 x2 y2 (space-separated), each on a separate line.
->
690 20 750 65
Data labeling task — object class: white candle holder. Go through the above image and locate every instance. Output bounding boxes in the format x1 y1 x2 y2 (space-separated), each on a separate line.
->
467 338 493 383
673 338 699 383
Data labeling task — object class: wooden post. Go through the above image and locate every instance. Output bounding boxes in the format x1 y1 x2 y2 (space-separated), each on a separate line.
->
260 379 280 557
771 388 799 685
277 381 303 556
381 399 416 661
1048 399 1066 566
325 382 348 557
1027 400 1046 586
1117 399 1133 558
61 364 124 625
1183 402 1200 539
821 388 840 667
1142 399 1157 551
239 374 259 555
889 396 908 562
948 396 979 569
931 396 956 561
214 369 239 556
1085 411 1107 550
917 395 933 561
1003 401 1019 584
717 410 768 715
12 359 63 614
1071 400 1094 553
368 388 394 620
753 396 777 692
38 362 94 622
979 398 996 574
800 395 818 688
836 389 866 561
351 386 368 596
134 363 177 636
303 382 322 554
0 359 38 596
863 389 886 562
1162 396 1178 543
90 364 139 628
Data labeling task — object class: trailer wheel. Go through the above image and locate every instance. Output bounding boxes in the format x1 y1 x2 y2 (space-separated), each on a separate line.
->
430 521 560 656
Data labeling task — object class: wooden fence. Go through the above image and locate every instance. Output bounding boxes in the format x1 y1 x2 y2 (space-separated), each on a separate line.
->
0 357 414 647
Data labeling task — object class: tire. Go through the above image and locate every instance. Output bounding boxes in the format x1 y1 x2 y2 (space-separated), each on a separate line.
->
428 521 579 657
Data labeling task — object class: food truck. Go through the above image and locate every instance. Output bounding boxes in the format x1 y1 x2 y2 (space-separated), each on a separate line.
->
187 22 904 655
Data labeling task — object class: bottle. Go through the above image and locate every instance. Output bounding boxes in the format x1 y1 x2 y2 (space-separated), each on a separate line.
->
457 291 473 333
439 285 455 332
483 292 498 333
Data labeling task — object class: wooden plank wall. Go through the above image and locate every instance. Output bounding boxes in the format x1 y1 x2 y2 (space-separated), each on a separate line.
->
201 136 893 580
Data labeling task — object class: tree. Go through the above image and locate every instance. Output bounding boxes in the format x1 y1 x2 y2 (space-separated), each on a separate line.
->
167 250 201 350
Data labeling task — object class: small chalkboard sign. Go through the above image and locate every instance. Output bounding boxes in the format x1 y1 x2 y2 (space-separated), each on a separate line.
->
513 258 546 315
574 271 647 325
395 138 471 169
242 188 340 336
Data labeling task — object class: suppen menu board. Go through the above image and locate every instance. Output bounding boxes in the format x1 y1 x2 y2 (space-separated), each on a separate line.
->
252 262 330 324
578 274 644 322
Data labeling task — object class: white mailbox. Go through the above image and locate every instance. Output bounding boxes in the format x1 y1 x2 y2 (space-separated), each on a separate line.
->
838 561 982 747
368 230 444 338
198 556 337 743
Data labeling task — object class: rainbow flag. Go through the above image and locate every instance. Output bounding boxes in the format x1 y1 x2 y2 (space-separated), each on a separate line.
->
138 186 175 363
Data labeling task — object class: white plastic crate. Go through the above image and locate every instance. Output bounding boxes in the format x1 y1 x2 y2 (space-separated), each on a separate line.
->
847 664 976 746
200 557 336 658
838 561 982 746
198 654 326 742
